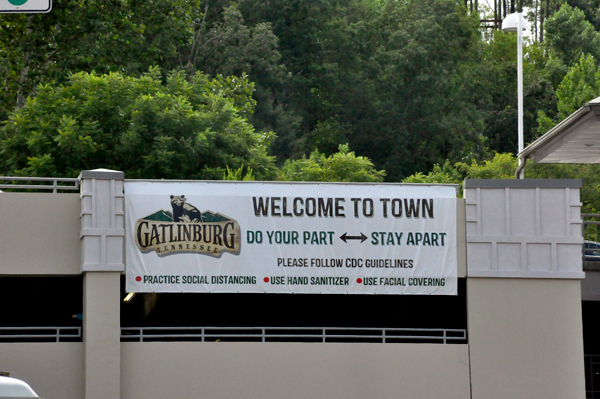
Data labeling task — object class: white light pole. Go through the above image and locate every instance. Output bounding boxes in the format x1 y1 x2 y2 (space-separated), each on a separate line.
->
502 13 527 179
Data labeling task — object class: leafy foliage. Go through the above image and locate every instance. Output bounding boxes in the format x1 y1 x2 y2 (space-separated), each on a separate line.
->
237 0 485 180
2 0 600 187
544 4 600 68
556 54 600 118
0 69 276 179
222 165 256 181
404 152 600 213
403 153 518 191
279 143 385 182
536 52 600 133
476 32 558 154
0 0 291 148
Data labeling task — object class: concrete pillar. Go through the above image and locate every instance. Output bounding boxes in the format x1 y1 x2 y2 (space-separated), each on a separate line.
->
79 169 125 399
83 272 121 399
80 169 125 272
464 179 586 399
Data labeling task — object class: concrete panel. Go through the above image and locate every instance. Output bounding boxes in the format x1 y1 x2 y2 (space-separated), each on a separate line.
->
457 198 467 278
497 243 520 270
80 171 125 272
558 243 582 272
467 243 492 271
570 189 582 236
83 272 121 399
121 343 471 399
468 278 585 399
0 343 83 399
526 243 552 271
465 181 584 279
480 188 506 236
508 188 535 236
0 193 80 275
540 188 567 237
582 270 600 300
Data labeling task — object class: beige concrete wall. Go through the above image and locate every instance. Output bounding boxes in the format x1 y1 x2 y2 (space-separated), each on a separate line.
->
83 272 121 399
121 342 470 399
0 193 80 275
457 198 467 278
468 278 585 399
0 343 83 399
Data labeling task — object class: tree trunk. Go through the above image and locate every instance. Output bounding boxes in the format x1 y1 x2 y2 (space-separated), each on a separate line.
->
16 15 34 109
494 0 502 29
540 0 549 43
185 0 210 77
494 0 498 29
534 0 538 42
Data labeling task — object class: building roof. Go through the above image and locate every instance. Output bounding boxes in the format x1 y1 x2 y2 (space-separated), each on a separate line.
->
519 96 600 163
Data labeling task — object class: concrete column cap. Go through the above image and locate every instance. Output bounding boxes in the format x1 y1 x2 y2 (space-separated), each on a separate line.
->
464 179 582 188
78 169 124 180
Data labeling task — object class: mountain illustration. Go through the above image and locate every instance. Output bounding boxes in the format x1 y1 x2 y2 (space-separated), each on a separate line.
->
142 209 230 223
143 210 173 222
201 210 230 223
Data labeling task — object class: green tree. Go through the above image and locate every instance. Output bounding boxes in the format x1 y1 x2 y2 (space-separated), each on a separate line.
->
181 4 298 150
544 4 600 68
401 160 464 186
537 53 600 133
403 152 600 212
0 0 294 151
475 32 557 155
566 0 600 31
403 153 518 192
0 69 276 180
237 0 357 161
222 165 256 181
0 0 194 117
556 53 600 118
237 0 485 181
279 143 385 182
534 3 600 132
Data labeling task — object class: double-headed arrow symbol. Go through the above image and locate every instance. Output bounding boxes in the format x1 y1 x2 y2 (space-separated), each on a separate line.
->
340 232 367 243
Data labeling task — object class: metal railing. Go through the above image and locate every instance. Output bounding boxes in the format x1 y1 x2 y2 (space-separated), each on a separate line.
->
121 327 467 344
0 176 79 193
585 355 600 398
583 213 600 271
0 327 82 342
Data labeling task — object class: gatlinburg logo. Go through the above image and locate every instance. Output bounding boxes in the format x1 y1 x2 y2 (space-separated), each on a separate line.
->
135 195 241 257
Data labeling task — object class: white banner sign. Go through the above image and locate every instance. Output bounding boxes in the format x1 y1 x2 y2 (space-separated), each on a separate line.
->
125 182 458 295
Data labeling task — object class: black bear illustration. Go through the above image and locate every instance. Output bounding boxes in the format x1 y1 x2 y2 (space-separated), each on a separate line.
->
170 195 203 223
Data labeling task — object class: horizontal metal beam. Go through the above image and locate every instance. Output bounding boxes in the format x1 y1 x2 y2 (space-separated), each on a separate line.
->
121 327 467 344
0 176 79 192
0 327 81 342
